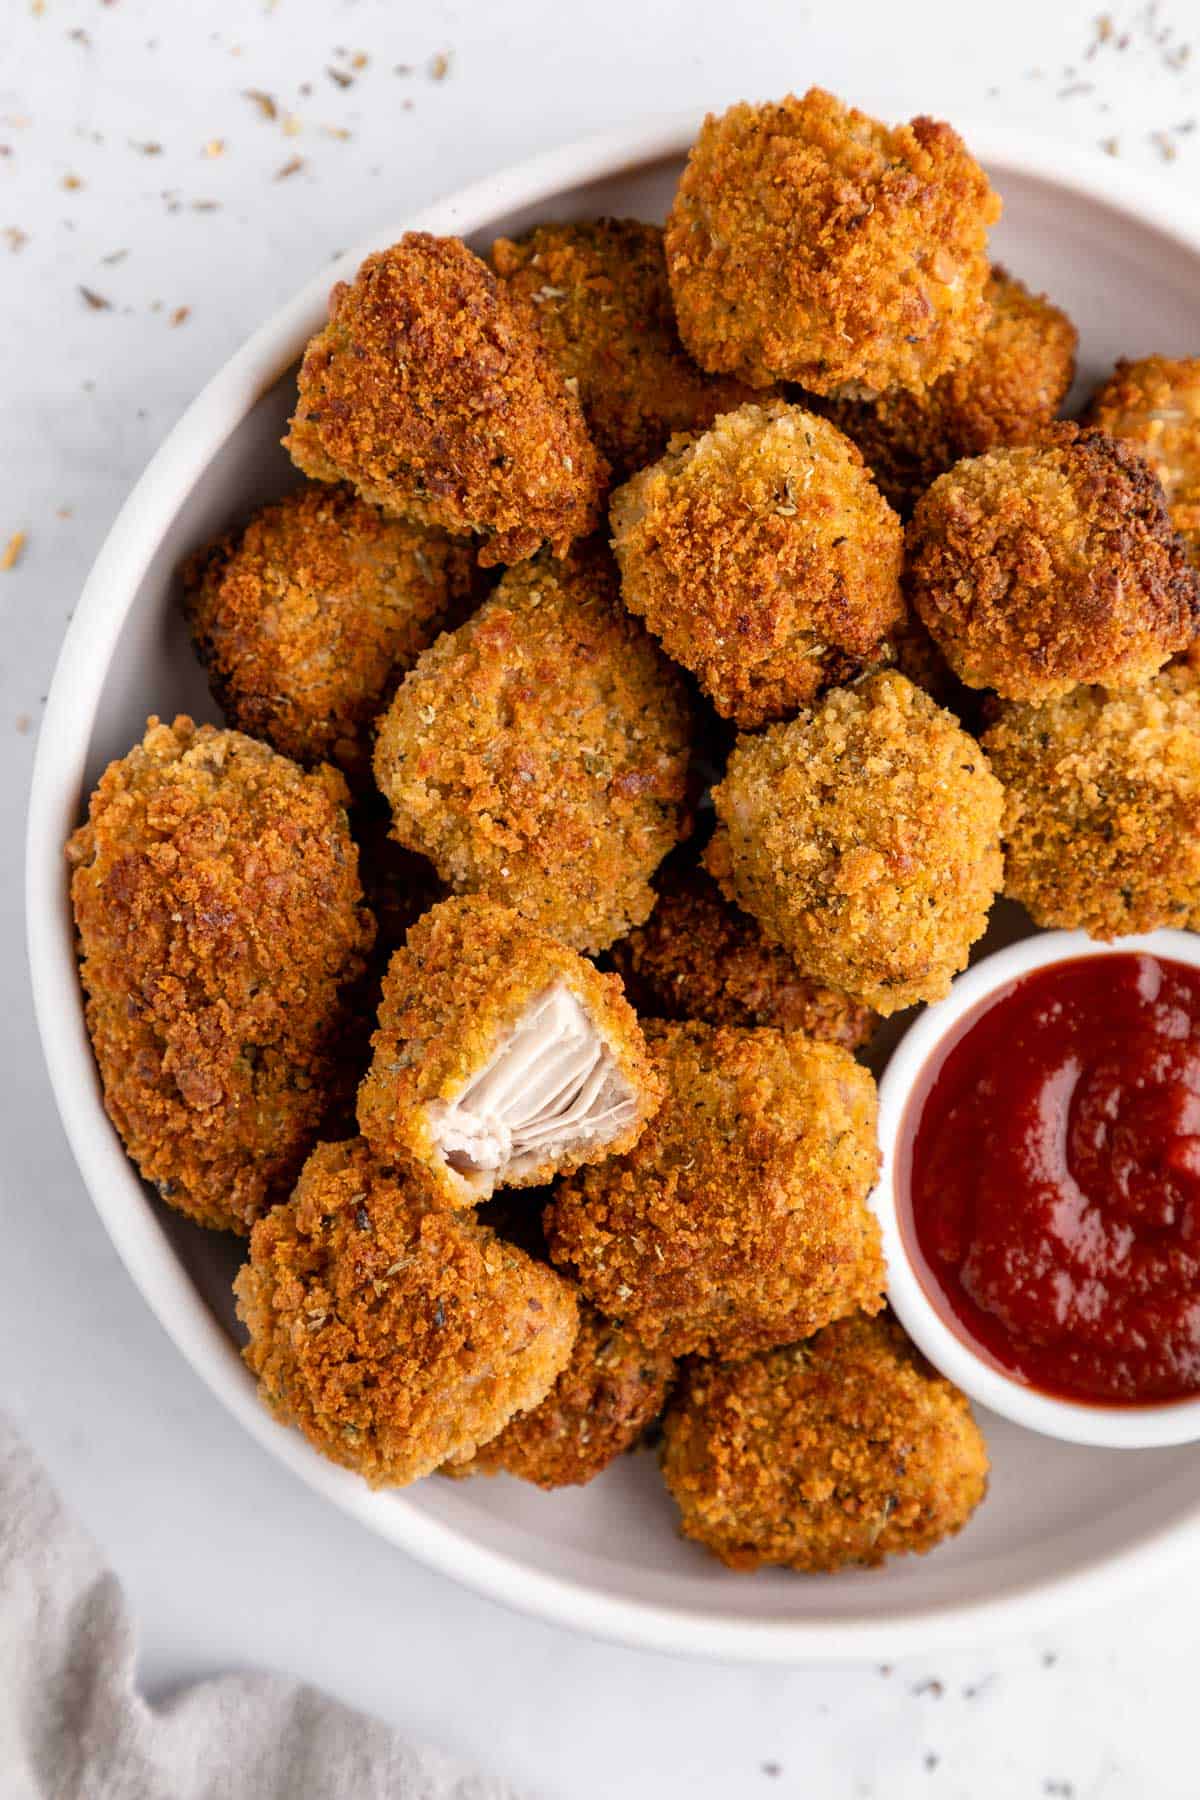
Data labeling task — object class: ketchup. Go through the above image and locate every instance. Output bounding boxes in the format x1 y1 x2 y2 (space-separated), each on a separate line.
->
904 953 1200 1405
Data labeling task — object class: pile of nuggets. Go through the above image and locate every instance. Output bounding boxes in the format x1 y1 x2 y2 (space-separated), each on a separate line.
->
68 87 1200 1576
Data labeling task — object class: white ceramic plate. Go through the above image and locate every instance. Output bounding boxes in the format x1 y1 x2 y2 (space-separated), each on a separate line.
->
26 114 1200 1662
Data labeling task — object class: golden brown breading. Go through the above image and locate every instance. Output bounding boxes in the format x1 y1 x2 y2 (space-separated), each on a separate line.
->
66 717 374 1234
905 425 1200 701
235 1139 578 1487
445 1301 674 1488
1087 354 1200 564
357 896 662 1207
982 666 1200 937
373 542 692 952
664 91 1000 396
610 401 904 729
609 863 878 1048
813 268 1078 516
705 672 1003 1014
183 484 480 789
491 219 761 484
660 1314 988 1572
545 1021 884 1359
286 233 607 566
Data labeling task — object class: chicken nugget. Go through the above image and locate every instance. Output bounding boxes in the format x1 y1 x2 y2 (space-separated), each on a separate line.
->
661 1313 988 1572
235 1139 578 1487
1088 354 1200 564
286 233 607 566
545 1020 884 1359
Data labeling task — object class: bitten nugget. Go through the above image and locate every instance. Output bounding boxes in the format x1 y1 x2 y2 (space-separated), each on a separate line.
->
1088 354 1200 564
982 666 1200 937
491 219 760 484
609 862 878 1048
357 896 662 1207
545 1021 884 1359
661 1314 988 1572
705 672 1003 1014
66 717 374 1233
373 543 692 952
235 1139 578 1487
446 1301 675 1489
815 269 1078 515
183 484 479 788
664 90 1000 396
286 233 607 566
905 425 1200 701
610 401 904 729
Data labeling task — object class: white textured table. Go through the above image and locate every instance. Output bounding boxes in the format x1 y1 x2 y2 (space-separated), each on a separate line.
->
3 2 1199 1794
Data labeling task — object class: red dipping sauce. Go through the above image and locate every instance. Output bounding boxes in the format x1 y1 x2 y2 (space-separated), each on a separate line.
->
903 953 1200 1406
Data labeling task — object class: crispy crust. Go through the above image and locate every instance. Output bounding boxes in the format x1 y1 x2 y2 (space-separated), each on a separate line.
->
1087 354 1200 564
609 863 878 1047
356 895 663 1207
545 1020 884 1359
905 424 1200 701
982 665 1200 937
664 91 1000 395
610 401 904 729
372 542 693 952
445 1300 675 1488
235 1139 578 1487
704 672 1003 1014
491 219 762 484
285 233 607 566
66 717 374 1233
660 1313 989 1572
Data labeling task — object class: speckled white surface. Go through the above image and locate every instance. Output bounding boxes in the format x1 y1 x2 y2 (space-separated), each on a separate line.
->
4 2 1200 1794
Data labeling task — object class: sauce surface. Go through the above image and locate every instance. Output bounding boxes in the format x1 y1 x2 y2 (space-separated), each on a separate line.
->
904 953 1200 1405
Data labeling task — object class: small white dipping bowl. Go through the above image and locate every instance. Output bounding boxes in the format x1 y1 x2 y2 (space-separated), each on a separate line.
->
875 928 1200 1450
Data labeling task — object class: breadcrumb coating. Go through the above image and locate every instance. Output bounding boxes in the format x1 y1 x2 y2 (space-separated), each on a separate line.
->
705 672 1003 1014
610 401 904 728
67 717 374 1233
545 1020 884 1359
357 896 662 1207
982 666 1200 937
906 425 1200 701
664 90 1000 396
445 1300 674 1488
661 1313 988 1572
286 233 607 566
235 1139 578 1487
373 542 692 952
815 268 1078 516
1088 355 1200 564
609 862 878 1048
183 484 480 788
491 219 761 485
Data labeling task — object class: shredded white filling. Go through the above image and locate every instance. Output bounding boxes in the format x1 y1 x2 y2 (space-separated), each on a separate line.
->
426 983 637 1194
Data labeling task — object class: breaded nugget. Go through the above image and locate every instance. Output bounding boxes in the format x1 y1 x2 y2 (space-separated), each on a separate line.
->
66 717 374 1233
357 896 662 1207
609 862 878 1048
661 1313 988 1572
235 1139 578 1487
491 218 760 484
905 425 1200 701
183 484 479 789
373 543 692 951
665 90 999 396
982 666 1200 937
705 672 1003 1014
610 401 903 729
445 1301 674 1489
545 1021 884 1359
286 233 607 566
1088 354 1200 563
815 268 1078 515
